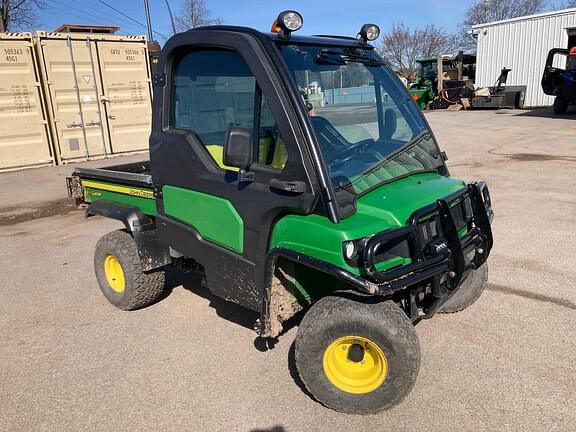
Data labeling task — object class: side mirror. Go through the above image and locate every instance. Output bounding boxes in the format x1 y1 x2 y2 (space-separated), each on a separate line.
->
223 127 252 170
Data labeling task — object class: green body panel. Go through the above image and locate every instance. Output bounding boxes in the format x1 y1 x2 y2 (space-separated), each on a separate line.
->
83 182 157 216
162 185 244 254
269 173 466 276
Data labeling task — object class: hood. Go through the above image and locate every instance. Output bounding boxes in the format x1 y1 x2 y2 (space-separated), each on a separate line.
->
336 172 466 240
269 172 467 274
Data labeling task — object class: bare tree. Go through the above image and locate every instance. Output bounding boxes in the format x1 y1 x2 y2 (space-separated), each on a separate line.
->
175 0 221 32
1 0 44 32
460 0 546 50
377 23 458 79
566 0 576 7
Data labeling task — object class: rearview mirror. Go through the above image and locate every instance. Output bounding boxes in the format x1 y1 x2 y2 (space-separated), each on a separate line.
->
223 127 252 170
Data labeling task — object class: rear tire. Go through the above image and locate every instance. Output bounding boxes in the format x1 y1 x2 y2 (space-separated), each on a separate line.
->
94 230 165 310
295 296 420 414
440 263 488 313
553 96 567 115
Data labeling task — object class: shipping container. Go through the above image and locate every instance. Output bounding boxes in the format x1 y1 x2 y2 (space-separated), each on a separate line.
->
95 38 152 154
472 8 576 108
0 32 54 171
35 32 152 163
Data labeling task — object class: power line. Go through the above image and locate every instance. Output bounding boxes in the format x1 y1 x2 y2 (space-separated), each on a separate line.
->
47 0 145 34
49 0 147 34
93 0 168 39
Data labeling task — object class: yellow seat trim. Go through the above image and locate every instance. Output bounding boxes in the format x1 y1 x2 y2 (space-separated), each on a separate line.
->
205 137 287 172
205 145 239 172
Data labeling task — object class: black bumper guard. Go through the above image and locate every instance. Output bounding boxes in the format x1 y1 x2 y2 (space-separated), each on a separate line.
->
362 183 493 295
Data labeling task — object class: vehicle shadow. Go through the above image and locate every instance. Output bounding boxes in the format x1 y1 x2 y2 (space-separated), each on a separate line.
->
513 107 576 118
163 268 260 330
250 427 286 432
163 268 307 350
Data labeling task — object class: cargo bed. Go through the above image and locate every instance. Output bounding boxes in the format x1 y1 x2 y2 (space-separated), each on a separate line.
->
73 161 152 187
68 161 157 216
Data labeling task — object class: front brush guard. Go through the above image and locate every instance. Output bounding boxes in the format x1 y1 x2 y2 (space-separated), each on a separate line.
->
362 183 493 296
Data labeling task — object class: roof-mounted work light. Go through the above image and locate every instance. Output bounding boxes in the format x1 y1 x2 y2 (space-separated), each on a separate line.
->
358 24 380 44
271 10 303 38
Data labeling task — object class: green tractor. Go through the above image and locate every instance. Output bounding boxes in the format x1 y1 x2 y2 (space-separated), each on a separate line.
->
408 53 476 109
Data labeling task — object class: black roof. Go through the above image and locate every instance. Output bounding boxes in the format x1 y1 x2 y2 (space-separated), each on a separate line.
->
187 25 375 49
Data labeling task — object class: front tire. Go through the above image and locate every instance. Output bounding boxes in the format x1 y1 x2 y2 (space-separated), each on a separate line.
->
440 263 488 313
553 96 567 115
94 230 166 310
295 296 420 414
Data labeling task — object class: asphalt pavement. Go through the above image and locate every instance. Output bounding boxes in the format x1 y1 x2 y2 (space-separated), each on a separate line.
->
0 108 575 431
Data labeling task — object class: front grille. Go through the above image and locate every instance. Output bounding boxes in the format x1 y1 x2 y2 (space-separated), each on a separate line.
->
451 196 473 231
420 218 439 241
414 195 473 256
369 193 474 267
373 238 411 263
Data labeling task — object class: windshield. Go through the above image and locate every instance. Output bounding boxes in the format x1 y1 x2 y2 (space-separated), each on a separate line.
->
419 61 439 79
279 43 445 198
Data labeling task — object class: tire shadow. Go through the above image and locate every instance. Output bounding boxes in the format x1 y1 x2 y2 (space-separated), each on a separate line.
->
287 339 315 401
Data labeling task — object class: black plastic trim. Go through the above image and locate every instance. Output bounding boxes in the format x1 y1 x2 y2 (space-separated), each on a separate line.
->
86 201 155 232
85 201 171 271
74 166 153 188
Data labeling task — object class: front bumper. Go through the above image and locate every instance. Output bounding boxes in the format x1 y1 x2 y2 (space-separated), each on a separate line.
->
361 182 493 296
267 183 493 321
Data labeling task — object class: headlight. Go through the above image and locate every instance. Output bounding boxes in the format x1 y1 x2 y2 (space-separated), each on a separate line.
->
343 241 357 261
272 10 304 35
358 24 380 43
280 11 303 31
343 238 369 264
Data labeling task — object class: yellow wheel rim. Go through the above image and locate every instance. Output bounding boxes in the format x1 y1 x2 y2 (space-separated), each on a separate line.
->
103 254 125 293
323 336 388 394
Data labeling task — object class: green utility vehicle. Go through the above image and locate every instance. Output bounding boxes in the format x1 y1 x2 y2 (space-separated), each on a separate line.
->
67 11 494 414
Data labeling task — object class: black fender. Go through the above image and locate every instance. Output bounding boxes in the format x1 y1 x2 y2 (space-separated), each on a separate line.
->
86 201 171 271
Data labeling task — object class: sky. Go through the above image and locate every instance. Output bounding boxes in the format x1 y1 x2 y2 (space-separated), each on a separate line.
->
39 0 478 43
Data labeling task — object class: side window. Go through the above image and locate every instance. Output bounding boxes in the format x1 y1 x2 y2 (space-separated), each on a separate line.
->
552 52 567 70
257 97 288 169
171 49 288 171
171 49 256 169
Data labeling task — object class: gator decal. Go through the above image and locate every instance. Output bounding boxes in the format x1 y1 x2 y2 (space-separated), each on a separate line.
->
81 180 154 199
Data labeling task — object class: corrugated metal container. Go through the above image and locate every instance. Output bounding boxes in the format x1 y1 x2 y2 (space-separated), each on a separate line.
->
95 38 152 154
35 32 152 163
0 32 54 171
473 8 576 107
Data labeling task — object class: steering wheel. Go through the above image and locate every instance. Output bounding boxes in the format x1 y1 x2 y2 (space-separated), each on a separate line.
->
308 115 379 165
329 138 375 165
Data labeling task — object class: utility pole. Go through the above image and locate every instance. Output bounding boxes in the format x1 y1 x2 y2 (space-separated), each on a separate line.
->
143 0 154 42
143 0 162 75
0 0 9 33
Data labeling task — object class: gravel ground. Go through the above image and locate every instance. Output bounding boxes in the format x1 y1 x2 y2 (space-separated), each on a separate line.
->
0 108 575 431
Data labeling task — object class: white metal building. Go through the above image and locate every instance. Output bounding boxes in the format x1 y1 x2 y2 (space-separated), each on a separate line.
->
472 8 576 107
